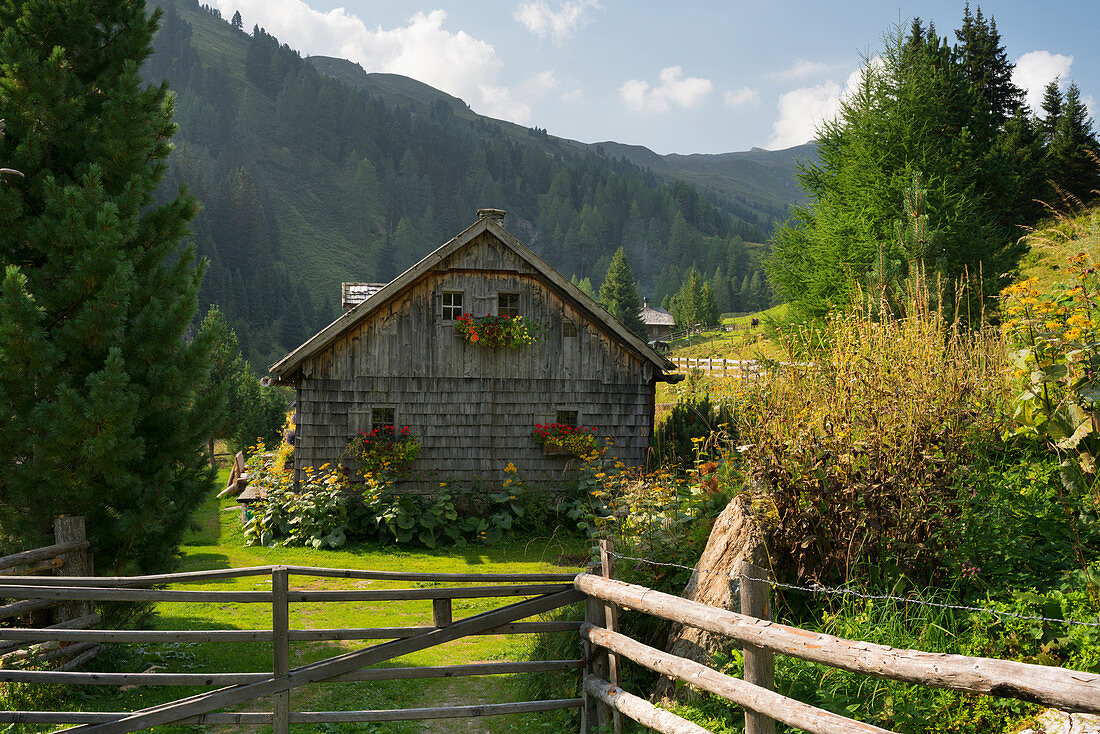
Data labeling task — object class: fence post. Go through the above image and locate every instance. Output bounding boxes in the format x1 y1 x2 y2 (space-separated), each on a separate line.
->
53 516 93 624
433 598 452 627
599 539 623 734
272 566 290 734
581 563 611 734
739 561 775 734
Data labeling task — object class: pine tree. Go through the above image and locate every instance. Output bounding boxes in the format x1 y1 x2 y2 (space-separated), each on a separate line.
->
231 10 243 32
0 0 218 572
598 247 646 340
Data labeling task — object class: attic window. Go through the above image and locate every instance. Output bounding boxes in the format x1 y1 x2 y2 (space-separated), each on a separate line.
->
498 293 519 318
562 319 577 338
371 406 396 430
442 291 463 321
555 409 578 427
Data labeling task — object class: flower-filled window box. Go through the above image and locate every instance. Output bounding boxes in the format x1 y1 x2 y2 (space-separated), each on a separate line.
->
454 313 542 348
343 425 420 479
532 423 598 457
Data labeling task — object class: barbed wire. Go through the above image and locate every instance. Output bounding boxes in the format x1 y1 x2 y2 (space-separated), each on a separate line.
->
607 550 1100 629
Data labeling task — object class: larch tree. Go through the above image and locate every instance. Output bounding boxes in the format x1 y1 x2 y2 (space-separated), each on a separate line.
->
0 0 218 572
598 247 647 340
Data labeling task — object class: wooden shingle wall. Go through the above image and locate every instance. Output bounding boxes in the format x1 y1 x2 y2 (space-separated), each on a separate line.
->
295 232 657 489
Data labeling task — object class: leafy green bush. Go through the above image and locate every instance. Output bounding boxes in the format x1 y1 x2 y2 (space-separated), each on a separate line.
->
652 395 735 470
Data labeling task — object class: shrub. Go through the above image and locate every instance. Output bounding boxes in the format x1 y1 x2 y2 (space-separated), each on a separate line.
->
737 288 1009 584
651 395 735 470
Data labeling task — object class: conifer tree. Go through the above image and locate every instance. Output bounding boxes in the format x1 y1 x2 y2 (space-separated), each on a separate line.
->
1048 83 1100 205
598 247 647 339
0 0 218 572
231 10 243 32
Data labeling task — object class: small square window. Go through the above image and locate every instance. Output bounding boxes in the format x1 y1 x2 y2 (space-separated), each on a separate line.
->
371 407 395 430
562 319 577 338
556 409 578 427
498 293 519 318
442 291 463 321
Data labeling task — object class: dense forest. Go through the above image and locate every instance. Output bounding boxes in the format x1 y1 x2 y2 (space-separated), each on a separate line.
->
148 0 792 367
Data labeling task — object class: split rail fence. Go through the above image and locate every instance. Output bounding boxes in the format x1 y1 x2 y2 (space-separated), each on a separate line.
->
578 541 1100 734
3 537 1100 733
0 516 98 673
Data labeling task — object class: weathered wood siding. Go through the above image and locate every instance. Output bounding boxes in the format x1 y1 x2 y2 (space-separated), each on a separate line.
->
294 232 655 489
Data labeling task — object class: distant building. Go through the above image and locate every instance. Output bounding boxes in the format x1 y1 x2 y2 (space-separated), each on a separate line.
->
341 282 388 310
639 298 675 342
268 210 680 491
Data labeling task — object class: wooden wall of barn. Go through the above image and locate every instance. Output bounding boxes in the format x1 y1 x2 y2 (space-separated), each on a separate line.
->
294 231 657 490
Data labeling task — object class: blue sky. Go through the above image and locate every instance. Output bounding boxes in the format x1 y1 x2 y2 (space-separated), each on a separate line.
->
208 0 1099 155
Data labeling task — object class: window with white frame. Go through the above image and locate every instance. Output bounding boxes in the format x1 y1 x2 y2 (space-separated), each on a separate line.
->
442 291 463 321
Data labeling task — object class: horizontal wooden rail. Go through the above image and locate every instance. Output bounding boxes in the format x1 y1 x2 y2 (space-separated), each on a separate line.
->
0 582 571 604
584 675 710 734
582 624 896 734
2 565 579 587
0 621 582 646
0 613 101 657
0 540 89 573
0 597 59 620
285 565 580 583
1 698 583 726
576 573 1100 715
0 659 585 686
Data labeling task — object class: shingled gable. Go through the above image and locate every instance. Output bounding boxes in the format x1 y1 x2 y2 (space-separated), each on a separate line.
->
268 216 675 378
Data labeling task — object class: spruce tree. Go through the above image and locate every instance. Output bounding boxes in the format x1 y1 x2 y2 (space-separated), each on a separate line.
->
598 247 647 340
1048 83 1100 205
0 0 218 572
768 19 1024 321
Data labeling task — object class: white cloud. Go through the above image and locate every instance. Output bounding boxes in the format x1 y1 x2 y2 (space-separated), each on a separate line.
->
724 87 759 107
767 65 865 149
561 89 584 103
770 59 843 81
619 66 712 114
207 1 537 123
1013 50 1074 112
514 0 601 44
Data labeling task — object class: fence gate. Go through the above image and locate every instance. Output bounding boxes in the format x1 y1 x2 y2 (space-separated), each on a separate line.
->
0 562 585 732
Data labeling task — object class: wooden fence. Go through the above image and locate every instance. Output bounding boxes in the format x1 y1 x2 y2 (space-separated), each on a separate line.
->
0 564 584 732
578 541 1100 734
0 516 99 672
5 541 1099 733
669 357 815 379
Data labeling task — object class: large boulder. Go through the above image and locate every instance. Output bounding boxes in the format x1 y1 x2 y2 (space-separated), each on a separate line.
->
652 484 768 701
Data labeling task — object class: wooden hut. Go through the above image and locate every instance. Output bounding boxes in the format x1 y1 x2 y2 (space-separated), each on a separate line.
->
268 209 680 490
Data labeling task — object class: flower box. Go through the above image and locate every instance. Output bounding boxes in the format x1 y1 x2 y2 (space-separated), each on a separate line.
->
454 313 542 348
542 444 573 456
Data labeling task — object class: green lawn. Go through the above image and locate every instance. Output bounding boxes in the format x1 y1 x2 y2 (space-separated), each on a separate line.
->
11 472 589 733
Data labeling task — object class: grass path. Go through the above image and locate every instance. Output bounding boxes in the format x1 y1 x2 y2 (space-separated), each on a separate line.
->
18 473 589 733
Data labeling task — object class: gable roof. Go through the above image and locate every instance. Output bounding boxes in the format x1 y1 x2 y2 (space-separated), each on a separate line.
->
640 303 674 327
269 215 676 377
